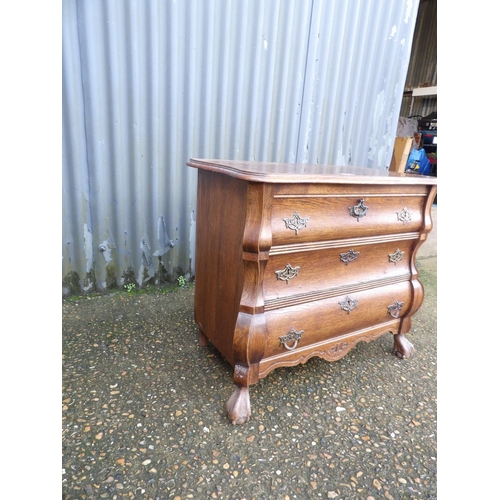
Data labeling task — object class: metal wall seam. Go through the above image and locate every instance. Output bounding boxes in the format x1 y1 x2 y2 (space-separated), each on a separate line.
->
62 0 92 288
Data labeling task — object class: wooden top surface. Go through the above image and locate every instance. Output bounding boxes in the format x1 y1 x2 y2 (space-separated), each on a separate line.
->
187 158 438 185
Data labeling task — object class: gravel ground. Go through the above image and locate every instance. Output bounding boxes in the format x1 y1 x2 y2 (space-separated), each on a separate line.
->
62 259 437 500
62 207 438 500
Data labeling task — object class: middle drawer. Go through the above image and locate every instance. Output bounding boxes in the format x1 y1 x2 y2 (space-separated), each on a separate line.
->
264 239 415 307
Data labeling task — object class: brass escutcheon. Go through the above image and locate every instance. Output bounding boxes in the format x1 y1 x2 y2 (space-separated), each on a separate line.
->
339 296 358 314
340 249 360 265
396 207 412 224
275 263 300 284
283 212 309 235
388 249 405 265
349 199 368 221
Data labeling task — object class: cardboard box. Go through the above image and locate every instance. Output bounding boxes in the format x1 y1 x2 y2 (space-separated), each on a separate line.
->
389 137 413 173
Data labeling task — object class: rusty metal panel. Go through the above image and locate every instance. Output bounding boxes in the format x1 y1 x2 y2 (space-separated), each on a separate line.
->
62 0 419 295
400 0 437 118
404 0 437 91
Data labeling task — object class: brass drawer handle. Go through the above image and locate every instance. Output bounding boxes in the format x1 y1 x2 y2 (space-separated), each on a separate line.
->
340 249 360 265
349 199 368 221
279 329 304 350
339 296 358 314
275 263 300 284
283 211 309 234
388 300 404 318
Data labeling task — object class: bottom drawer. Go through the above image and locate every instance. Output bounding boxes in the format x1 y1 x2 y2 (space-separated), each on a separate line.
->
263 281 411 358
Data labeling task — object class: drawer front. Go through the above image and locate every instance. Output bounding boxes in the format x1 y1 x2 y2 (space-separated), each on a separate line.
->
263 281 411 358
264 239 415 305
271 194 425 245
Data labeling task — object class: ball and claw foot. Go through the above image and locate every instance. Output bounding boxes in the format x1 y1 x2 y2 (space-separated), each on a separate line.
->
226 387 251 425
392 333 414 359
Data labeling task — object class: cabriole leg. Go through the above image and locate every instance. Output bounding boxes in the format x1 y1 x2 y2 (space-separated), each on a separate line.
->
225 363 257 424
392 333 414 359
226 386 251 425
393 317 415 359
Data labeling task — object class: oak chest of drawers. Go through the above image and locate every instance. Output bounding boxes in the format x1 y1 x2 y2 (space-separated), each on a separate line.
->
187 159 437 424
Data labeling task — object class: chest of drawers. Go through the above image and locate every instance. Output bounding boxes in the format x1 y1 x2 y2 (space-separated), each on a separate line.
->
187 159 437 425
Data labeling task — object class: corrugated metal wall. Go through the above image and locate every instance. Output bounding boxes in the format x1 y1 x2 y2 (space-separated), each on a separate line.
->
62 0 420 295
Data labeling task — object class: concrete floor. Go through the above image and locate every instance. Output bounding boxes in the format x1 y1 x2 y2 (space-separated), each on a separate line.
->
418 205 437 260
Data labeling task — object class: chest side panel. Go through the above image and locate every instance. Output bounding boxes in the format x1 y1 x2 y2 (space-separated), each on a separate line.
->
193 169 248 364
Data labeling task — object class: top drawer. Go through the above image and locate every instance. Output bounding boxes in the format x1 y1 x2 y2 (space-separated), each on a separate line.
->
271 184 428 245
